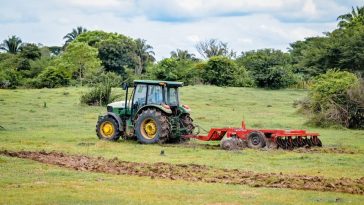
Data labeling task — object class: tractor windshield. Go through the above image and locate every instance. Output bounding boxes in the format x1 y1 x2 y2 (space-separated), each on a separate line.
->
165 87 179 106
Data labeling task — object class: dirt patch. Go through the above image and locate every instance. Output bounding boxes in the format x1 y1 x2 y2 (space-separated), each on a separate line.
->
292 147 360 154
1 150 363 195
162 143 221 150
164 142 360 154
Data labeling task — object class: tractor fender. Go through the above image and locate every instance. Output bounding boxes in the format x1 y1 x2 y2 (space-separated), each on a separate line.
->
178 105 190 114
104 112 123 131
135 105 172 119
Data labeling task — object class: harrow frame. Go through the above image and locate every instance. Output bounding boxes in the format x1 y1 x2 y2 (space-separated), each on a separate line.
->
184 121 322 149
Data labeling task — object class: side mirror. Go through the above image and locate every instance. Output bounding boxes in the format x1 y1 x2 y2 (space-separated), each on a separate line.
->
121 82 128 90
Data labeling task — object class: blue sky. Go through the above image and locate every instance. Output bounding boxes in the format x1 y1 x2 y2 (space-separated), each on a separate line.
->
0 0 362 59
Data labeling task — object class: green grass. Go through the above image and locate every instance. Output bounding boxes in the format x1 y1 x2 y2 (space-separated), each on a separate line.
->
0 86 364 204
1 155 364 205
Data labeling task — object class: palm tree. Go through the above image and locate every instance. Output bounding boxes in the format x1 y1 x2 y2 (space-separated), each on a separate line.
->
0 35 22 54
195 39 236 59
337 6 364 28
170 49 196 61
63 26 87 45
135 38 155 75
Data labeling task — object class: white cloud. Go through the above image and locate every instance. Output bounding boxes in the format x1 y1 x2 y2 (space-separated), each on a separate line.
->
0 0 359 59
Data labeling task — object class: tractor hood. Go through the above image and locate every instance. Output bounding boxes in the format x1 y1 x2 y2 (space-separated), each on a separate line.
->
107 101 130 109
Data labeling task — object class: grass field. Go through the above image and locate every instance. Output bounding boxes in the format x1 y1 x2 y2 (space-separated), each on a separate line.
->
0 86 363 204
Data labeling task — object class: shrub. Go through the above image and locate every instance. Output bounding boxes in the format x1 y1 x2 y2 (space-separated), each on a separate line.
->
84 70 122 87
80 80 117 106
236 49 292 88
299 70 363 128
231 66 255 87
35 66 70 88
310 70 358 107
0 69 21 89
202 56 254 87
264 65 297 89
148 58 201 85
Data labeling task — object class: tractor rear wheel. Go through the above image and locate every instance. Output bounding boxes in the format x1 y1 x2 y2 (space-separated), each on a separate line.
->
96 116 121 141
247 131 266 149
181 114 195 134
135 109 170 144
180 114 195 142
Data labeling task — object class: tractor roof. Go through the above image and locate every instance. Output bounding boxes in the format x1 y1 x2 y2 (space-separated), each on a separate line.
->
133 80 183 87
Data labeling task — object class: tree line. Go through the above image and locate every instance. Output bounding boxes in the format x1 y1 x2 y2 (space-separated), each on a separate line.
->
0 6 363 89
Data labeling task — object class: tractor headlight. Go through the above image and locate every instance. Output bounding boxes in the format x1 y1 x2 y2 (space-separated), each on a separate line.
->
107 106 113 112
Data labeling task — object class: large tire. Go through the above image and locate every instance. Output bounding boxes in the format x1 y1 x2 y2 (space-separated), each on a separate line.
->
181 114 195 135
135 109 170 144
247 131 266 149
96 116 121 141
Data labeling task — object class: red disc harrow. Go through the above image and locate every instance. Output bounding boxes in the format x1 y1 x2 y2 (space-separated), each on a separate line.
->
184 121 322 150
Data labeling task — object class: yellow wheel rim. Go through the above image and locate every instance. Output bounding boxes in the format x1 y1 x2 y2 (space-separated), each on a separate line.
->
100 121 114 138
141 118 157 139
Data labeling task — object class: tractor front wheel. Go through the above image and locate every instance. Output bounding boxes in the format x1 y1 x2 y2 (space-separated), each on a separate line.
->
135 109 170 144
96 116 121 141
247 131 266 149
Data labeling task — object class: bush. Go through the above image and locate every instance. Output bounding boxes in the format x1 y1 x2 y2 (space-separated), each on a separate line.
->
80 80 117 106
264 66 297 89
34 66 70 88
84 70 122 87
0 69 21 89
310 70 358 107
231 66 255 87
202 56 254 87
299 70 363 128
236 49 292 88
148 58 201 85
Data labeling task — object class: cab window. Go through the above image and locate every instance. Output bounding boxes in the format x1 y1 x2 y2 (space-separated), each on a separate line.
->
147 85 164 104
133 84 147 106
165 87 178 106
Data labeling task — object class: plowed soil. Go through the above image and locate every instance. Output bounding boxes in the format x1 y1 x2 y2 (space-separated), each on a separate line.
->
1 150 363 195
163 143 359 154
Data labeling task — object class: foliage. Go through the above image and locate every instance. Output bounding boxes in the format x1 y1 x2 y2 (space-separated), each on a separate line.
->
289 7 364 77
301 70 362 128
80 81 116 106
26 57 52 78
0 35 22 54
201 56 253 87
236 49 292 88
63 26 87 46
84 70 122 87
98 38 137 75
58 42 101 85
0 68 20 88
170 49 197 61
134 38 155 75
148 58 200 85
47 46 62 56
0 53 22 88
310 70 358 106
289 37 331 78
264 65 297 89
17 58 31 71
33 66 70 88
337 6 364 29
73 31 124 47
19 43 41 60
195 39 235 59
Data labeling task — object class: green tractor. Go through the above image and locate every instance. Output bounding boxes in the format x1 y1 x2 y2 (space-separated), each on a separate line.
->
96 80 195 144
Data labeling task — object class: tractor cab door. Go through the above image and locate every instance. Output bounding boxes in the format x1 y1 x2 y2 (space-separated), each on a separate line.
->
132 84 147 116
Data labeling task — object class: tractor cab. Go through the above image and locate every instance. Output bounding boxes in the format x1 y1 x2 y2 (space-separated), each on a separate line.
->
130 80 184 116
96 80 194 144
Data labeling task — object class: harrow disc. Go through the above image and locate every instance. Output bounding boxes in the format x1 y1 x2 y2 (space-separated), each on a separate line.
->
275 136 322 149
